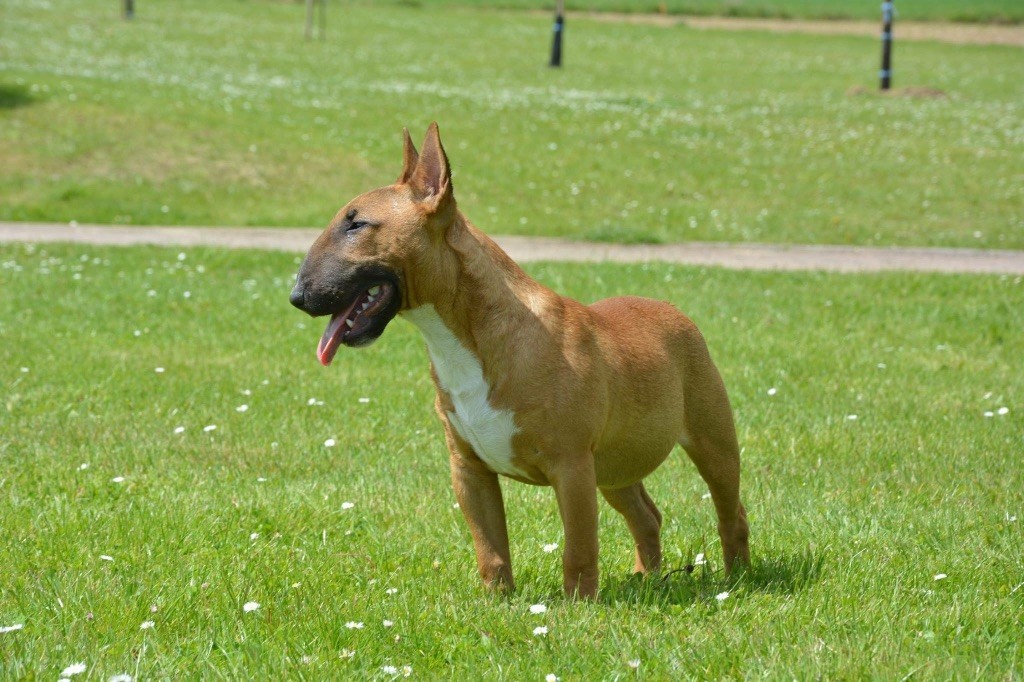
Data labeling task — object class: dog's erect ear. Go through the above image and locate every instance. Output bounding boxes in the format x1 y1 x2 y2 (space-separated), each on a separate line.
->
409 122 453 211
396 128 419 184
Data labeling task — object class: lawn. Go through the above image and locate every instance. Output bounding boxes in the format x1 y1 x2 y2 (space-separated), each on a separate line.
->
1 241 1021 678
1 0 1022 248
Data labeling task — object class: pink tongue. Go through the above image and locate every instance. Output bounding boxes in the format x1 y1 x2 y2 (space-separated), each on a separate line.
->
317 313 346 366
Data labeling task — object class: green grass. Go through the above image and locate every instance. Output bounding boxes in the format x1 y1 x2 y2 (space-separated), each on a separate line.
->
1 241 1021 678
396 0 1024 24
1 0 1022 248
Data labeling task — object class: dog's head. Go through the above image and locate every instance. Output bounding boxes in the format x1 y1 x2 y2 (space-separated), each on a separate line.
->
290 122 455 365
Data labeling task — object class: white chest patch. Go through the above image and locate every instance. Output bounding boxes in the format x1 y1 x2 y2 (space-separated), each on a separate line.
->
403 305 523 477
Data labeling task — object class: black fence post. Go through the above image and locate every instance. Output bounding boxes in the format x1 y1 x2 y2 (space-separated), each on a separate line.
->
124 0 134 20
549 0 565 68
880 1 894 90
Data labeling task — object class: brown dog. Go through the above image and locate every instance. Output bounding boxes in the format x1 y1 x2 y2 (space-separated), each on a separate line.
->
290 124 749 599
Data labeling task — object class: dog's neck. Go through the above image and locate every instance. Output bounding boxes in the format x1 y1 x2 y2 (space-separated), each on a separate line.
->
401 211 557 359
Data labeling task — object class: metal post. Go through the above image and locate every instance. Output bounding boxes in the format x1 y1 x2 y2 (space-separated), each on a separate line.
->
124 0 134 20
549 0 565 68
880 1 894 90
306 0 326 41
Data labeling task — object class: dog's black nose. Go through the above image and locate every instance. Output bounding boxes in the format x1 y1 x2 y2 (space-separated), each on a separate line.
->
289 284 306 310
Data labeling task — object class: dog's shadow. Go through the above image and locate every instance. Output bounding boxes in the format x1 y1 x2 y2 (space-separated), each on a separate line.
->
598 549 825 608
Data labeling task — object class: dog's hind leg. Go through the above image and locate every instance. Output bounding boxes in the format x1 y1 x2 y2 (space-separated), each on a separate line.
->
600 482 663 574
679 367 750 573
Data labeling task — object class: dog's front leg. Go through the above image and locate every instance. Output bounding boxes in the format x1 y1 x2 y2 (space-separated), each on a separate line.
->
449 451 514 593
550 456 600 600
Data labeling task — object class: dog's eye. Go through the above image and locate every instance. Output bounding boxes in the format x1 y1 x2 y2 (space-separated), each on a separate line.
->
346 220 369 232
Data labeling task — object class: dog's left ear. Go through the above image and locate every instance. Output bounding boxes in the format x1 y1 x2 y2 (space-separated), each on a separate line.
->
396 128 419 184
409 122 453 214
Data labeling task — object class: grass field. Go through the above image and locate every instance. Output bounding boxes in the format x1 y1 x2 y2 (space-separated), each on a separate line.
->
1 0 1022 249
1 241 1021 678
397 0 1024 24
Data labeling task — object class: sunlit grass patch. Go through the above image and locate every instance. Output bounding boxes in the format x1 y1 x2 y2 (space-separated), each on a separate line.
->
1 0 1021 247
1 241 1021 677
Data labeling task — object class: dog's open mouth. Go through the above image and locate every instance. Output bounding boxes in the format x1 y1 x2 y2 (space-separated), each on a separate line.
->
316 281 397 365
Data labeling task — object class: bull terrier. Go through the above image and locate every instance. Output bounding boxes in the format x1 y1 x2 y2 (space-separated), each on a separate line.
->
290 123 749 599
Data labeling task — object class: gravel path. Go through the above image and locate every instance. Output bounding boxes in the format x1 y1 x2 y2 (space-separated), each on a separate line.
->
3 222 1023 274
569 12 1024 47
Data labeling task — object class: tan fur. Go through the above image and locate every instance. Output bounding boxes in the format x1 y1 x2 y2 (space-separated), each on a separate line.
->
293 124 749 599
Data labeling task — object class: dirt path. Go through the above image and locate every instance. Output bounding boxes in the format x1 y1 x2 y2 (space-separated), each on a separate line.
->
3 222 1023 275
566 11 1024 47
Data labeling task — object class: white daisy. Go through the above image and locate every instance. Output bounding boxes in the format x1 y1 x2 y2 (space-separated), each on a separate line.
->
934 573 947 581
529 604 547 614
542 543 558 553
61 663 87 676
0 624 24 633
715 591 730 602
243 601 260 612
324 438 336 448
236 404 249 413
345 621 364 629
140 621 154 630
533 626 548 636
341 501 354 510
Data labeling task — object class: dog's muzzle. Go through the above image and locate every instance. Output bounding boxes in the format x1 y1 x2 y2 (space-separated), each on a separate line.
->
289 285 306 311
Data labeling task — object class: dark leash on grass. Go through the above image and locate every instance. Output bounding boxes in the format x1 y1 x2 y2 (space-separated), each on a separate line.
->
550 0 565 67
880 0 895 90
